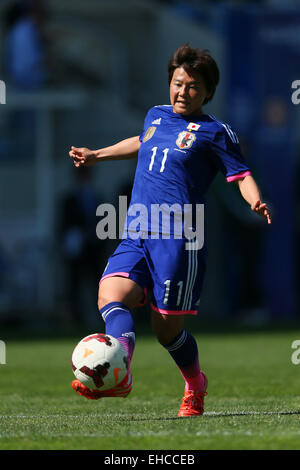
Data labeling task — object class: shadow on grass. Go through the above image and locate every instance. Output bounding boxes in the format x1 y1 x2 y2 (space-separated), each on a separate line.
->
122 410 300 422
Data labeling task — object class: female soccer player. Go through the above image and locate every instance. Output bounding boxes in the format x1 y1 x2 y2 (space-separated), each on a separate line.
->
69 44 271 416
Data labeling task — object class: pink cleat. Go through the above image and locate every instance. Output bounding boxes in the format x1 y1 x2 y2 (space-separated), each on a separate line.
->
72 371 133 399
178 372 208 417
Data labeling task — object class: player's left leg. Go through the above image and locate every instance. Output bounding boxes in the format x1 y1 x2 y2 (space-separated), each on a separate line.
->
148 237 208 416
151 311 207 416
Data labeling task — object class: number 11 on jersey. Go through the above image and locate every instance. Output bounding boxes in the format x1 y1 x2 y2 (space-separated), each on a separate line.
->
149 147 169 173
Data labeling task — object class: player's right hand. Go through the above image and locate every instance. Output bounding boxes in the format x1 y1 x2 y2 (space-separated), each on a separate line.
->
69 146 98 167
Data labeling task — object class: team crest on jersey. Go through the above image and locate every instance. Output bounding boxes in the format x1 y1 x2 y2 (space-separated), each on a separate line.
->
176 131 196 149
143 126 156 143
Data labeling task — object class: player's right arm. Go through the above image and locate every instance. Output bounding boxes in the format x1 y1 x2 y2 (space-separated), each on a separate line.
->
69 136 141 167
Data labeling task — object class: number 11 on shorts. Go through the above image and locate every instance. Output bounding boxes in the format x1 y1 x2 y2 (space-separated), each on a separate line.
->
163 280 183 306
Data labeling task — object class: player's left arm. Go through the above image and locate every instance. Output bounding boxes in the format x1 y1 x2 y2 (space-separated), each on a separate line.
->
236 175 271 224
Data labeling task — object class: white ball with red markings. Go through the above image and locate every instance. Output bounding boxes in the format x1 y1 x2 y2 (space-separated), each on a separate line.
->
71 333 128 391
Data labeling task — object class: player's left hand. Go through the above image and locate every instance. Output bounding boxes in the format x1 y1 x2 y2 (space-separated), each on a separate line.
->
251 200 272 224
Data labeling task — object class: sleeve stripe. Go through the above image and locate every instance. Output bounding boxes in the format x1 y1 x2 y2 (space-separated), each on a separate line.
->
208 114 239 143
222 123 239 144
226 171 251 182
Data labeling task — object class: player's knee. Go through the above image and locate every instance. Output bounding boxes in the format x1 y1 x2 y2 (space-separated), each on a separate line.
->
152 321 174 345
152 312 184 346
98 283 118 311
155 331 170 346
97 288 110 312
97 278 120 311
98 277 144 311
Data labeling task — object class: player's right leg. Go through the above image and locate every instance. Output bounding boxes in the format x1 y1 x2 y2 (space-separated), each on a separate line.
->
72 238 150 400
72 277 144 400
97 237 150 367
98 276 144 367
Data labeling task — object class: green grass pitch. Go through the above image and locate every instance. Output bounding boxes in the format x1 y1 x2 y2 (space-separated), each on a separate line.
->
0 328 300 450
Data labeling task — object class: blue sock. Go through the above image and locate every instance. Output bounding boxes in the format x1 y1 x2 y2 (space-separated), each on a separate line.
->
164 330 198 367
164 330 204 391
99 302 136 365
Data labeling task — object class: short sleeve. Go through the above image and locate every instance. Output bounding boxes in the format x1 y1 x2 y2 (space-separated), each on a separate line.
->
139 127 145 143
139 109 153 143
210 125 251 182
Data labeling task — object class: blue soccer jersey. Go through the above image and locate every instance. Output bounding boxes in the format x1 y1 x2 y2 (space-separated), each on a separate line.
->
101 105 251 315
124 105 250 238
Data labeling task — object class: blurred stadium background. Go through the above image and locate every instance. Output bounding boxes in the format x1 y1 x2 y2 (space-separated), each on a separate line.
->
0 0 299 333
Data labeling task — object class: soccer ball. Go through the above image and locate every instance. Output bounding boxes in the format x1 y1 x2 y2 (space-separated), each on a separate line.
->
71 333 128 391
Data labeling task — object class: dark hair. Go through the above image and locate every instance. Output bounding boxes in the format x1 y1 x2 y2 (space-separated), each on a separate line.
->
168 44 220 105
